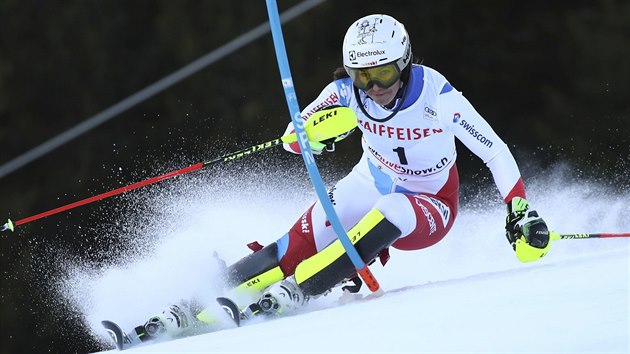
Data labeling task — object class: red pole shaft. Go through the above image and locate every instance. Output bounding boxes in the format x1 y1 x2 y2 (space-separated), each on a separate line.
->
14 163 204 227
4 137 284 232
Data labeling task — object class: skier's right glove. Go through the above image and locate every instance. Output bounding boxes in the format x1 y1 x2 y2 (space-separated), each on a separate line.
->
505 197 551 262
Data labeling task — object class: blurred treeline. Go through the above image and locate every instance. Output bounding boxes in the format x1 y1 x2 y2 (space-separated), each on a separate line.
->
1 1 629 353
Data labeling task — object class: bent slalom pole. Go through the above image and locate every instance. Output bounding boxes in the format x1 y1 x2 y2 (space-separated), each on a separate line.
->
551 232 630 240
1 106 358 233
265 0 382 293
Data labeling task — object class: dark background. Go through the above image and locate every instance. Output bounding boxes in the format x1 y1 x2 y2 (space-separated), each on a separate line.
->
1 1 629 353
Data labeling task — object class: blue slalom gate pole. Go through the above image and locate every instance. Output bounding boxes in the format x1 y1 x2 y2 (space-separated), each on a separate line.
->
265 0 381 292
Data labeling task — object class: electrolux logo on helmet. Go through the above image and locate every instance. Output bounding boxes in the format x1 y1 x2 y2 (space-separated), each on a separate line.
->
348 49 386 61
357 49 386 57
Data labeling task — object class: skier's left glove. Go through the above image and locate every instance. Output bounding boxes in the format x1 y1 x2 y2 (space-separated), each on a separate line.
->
505 197 551 262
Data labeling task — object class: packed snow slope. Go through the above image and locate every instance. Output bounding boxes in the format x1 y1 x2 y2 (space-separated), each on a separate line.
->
59 164 628 353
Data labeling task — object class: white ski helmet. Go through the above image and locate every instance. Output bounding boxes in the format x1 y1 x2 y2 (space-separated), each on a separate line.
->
343 14 412 90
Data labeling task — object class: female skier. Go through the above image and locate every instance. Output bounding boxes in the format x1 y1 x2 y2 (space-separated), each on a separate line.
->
127 14 551 345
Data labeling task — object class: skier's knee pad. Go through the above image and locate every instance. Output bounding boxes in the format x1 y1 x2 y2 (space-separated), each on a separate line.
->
225 243 284 293
295 208 401 296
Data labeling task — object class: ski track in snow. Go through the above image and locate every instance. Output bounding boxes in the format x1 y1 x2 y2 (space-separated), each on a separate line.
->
55 166 628 353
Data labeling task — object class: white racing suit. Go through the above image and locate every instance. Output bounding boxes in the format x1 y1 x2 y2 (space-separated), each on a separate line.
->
275 64 526 276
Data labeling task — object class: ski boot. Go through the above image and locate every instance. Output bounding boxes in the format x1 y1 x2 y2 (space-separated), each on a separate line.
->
142 300 199 339
243 276 308 319
102 300 201 350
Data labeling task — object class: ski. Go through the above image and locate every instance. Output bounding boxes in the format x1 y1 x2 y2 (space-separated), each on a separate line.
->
101 298 246 351
101 320 125 350
216 297 241 326
102 290 372 351
101 320 144 351
215 296 271 327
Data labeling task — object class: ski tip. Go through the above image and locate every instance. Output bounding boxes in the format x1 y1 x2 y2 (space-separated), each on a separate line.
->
101 320 125 351
101 319 116 326
216 297 241 327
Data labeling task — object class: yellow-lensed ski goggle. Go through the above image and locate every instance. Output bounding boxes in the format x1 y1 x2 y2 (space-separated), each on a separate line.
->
346 63 401 91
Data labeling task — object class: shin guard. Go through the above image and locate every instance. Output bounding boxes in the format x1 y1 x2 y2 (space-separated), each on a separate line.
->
225 243 285 293
197 243 285 325
294 209 401 296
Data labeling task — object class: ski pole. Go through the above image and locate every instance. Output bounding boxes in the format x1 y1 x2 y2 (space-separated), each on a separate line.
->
1 106 358 233
0 138 282 233
265 0 382 294
551 232 630 240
